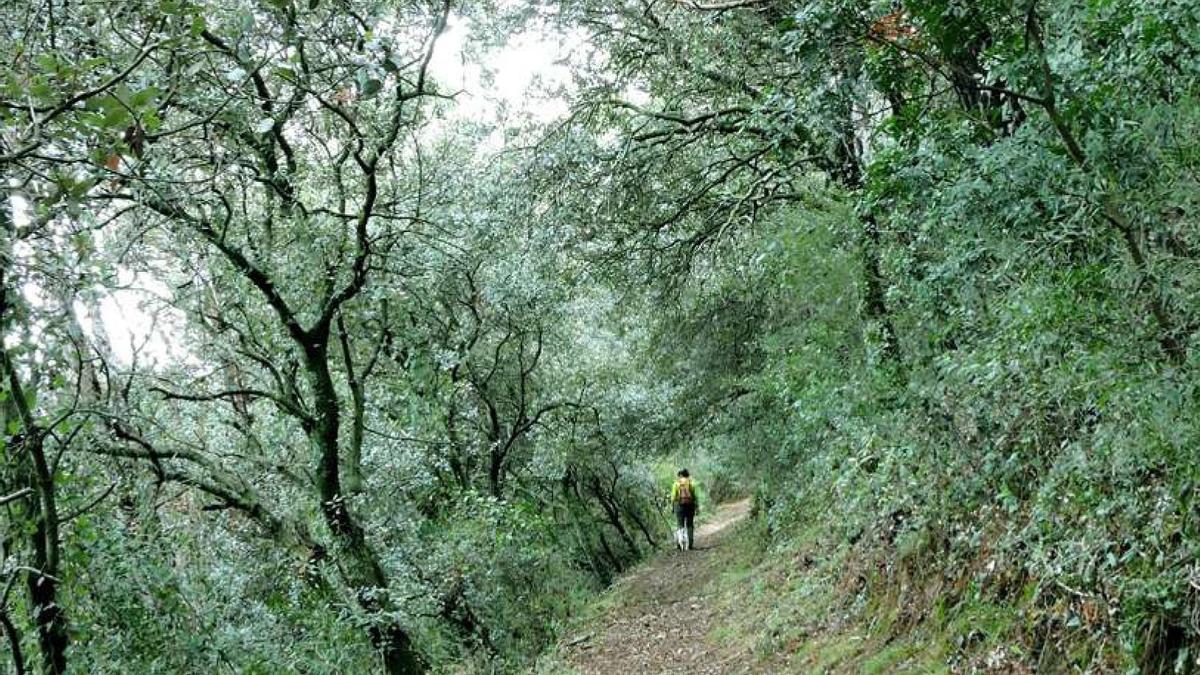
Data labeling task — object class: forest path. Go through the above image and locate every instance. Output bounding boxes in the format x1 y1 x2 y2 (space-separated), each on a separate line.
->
561 498 753 674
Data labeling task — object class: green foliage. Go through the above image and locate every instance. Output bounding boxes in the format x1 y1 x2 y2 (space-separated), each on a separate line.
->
5 0 1200 671
541 0 1200 667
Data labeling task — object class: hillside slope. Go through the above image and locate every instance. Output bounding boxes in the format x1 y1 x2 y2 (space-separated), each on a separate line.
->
539 499 1126 674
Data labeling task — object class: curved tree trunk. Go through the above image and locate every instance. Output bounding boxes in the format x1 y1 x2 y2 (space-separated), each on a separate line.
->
303 335 424 674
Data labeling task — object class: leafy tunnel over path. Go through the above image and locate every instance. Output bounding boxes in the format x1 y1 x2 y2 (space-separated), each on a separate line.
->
4 0 1200 672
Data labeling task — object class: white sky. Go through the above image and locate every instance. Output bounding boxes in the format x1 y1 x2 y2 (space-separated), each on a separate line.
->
427 17 575 136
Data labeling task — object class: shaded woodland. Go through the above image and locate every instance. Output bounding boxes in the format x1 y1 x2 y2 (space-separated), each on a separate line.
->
3 0 1200 672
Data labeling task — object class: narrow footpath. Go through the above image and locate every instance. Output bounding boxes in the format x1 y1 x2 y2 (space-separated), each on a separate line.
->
561 499 753 675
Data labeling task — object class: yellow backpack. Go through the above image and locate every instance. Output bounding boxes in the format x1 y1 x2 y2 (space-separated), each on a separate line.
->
677 479 694 505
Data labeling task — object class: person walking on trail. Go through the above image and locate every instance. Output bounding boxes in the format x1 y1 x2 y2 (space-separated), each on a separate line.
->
670 469 698 551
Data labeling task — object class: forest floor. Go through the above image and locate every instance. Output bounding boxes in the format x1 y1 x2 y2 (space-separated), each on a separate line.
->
539 489 1094 675
541 498 956 675
540 503 1126 673
556 499 755 675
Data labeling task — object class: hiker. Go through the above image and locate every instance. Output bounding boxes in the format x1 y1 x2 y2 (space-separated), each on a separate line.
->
670 469 698 550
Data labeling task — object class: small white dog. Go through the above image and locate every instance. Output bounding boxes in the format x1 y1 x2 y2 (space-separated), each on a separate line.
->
675 527 690 551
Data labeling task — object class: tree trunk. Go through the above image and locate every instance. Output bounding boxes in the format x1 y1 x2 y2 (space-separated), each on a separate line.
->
0 606 25 675
624 503 660 550
3 429 69 675
591 478 638 556
303 335 424 674
860 213 901 364
829 61 903 367
1 242 68 674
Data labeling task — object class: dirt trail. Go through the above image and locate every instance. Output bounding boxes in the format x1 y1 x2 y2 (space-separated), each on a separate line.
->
562 499 752 674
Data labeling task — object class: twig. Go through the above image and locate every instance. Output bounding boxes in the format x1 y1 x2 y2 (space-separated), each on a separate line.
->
56 482 119 524
0 488 33 507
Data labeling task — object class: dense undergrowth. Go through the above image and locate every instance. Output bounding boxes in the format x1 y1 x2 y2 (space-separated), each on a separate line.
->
657 197 1200 672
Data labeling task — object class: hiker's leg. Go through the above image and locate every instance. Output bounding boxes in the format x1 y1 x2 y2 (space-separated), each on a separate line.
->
685 507 695 549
